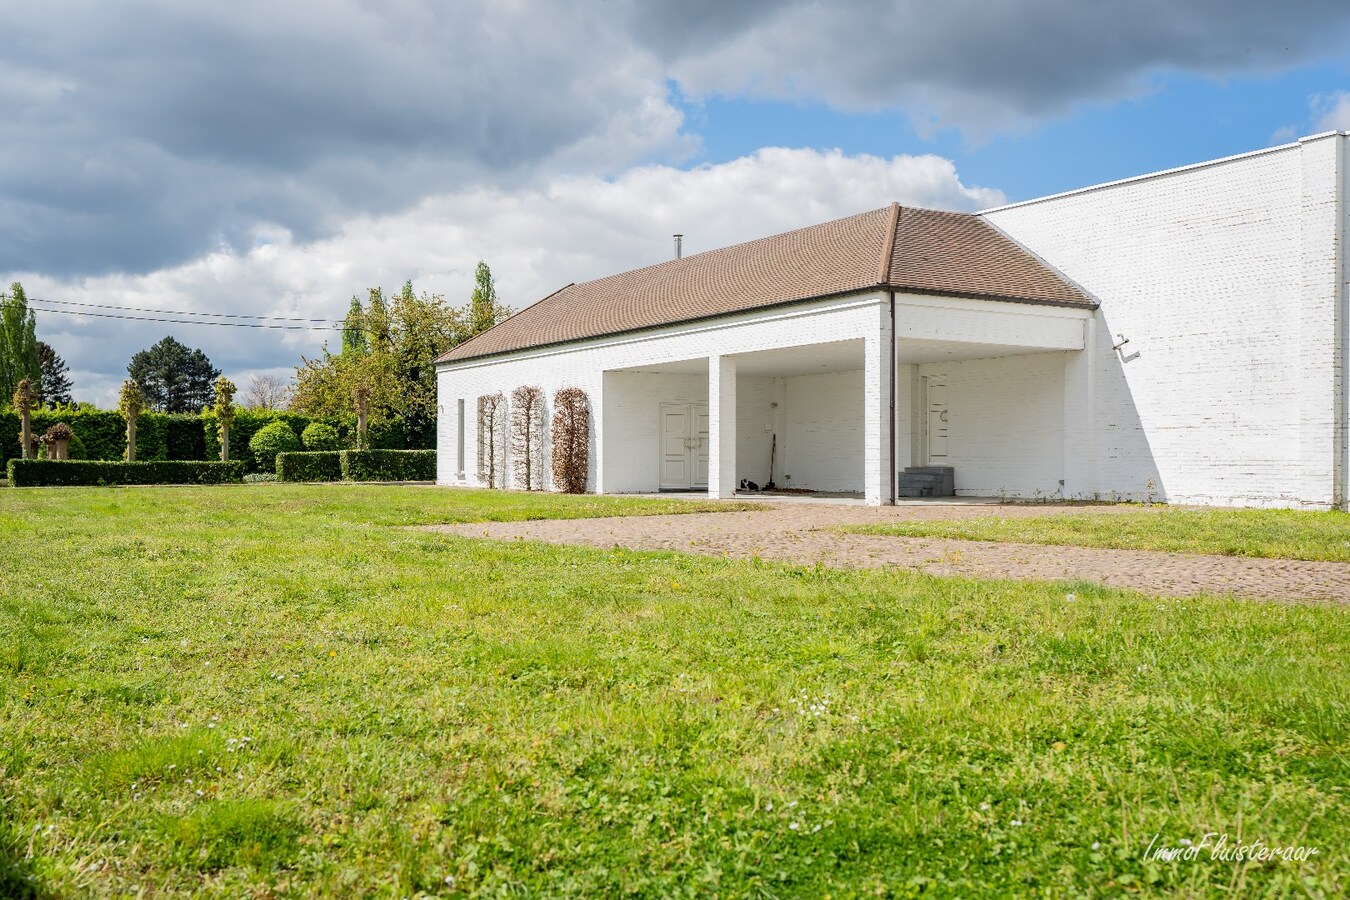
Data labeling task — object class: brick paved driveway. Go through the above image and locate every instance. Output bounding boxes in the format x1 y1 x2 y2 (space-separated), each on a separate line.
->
427 500 1350 603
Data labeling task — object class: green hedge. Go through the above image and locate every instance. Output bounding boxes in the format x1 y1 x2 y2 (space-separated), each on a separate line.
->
1 409 210 463
276 451 343 482
166 414 207 460
339 449 436 482
5 409 431 469
202 410 317 473
7 459 246 487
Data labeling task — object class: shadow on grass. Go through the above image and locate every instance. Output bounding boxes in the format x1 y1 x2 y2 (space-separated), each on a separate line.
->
0 813 44 900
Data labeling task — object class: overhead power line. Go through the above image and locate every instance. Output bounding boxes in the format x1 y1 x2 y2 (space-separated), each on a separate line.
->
29 295 346 324
25 303 345 331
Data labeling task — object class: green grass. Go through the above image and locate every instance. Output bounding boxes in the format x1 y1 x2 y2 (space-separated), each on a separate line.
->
839 506 1350 561
0 485 1346 896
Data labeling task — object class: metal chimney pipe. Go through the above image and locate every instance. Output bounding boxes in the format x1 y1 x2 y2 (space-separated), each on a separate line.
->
673 234 683 259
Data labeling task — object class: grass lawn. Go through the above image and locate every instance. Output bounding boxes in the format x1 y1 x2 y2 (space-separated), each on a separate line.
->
1 485 1346 896
839 506 1350 562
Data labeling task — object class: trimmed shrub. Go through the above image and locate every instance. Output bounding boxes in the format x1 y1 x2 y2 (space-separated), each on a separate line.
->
68 431 87 460
339 449 436 482
7 459 245 487
203 410 311 472
277 451 343 482
300 422 342 452
243 472 278 483
249 421 302 471
3 409 128 463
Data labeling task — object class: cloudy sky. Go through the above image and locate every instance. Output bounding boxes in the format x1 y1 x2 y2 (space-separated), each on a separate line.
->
5 1 1350 405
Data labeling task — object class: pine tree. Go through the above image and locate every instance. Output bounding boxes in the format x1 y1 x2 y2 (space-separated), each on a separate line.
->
127 335 221 413
37 341 73 407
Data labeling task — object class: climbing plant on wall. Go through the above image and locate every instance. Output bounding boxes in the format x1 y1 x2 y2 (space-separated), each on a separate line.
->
550 387 589 494
476 392 505 488
510 385 544 491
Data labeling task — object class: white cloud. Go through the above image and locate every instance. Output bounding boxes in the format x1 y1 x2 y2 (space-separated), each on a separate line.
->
8 1 1350 278
11 148 1003 407
1312 91 1350 131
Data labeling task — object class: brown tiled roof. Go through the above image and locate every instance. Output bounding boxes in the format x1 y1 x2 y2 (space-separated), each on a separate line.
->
437 204 1093 363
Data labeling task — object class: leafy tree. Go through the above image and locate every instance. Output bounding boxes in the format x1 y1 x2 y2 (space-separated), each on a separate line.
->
469 261 509 338
301 421 341 451
242 373 291 410
127 335 221 413
1 282 40 411
366 288 392 353
341 295 368 357
37 341 73 408
391 280 460 421
291 347 398 422
292 281 469 424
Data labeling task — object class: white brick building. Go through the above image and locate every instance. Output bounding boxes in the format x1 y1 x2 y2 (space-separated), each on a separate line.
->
437 132 1350 509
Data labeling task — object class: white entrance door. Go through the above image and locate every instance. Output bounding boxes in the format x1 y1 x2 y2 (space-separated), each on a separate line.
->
924 377 948 463
659 402 709 490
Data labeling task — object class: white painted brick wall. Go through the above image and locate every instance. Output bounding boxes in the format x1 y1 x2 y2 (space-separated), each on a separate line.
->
437 293 887 495
915 353 1067 498
985 136 1347 508
602 371 708 492
783 369 865 491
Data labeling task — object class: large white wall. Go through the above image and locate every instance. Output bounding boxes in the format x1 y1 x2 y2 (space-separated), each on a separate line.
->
735 375 778 487
602 371 706 493
985 133 1349 508
914 353 1066 498
783 370 865 491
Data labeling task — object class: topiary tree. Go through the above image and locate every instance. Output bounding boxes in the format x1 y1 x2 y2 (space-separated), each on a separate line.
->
12 377 38 460
301 421 342 451
476 392 505 488
42 422 73 460
213 376 237 462
551 387 590 494
67 430 87 460
118 379 144 462
510 385 544 491
249 421 302 472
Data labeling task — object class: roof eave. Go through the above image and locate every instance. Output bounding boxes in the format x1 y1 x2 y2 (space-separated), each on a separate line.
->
436 285 890 366
893 285 1099 310
435 283 1095 367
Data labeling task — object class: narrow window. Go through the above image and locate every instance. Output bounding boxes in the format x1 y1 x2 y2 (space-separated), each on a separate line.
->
456 399 466 475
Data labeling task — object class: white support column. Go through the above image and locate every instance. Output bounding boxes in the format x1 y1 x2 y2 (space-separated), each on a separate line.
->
1062 313 1098 500
708 354 737 499
864 325 889 506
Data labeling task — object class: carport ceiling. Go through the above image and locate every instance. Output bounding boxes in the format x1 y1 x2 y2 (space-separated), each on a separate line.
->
898 338 1061 364
733 340 863 376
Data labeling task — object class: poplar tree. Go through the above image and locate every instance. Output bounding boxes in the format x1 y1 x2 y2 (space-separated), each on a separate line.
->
1 283 40 410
